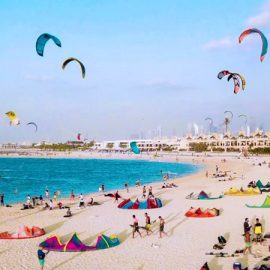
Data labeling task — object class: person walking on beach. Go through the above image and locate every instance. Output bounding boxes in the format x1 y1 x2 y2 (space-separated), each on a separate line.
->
0 193 4 206
132 215 142 239
254 218 263 244
53 192 57 201
243 231 253 255
244 218 252 234
145 213 153 235
37 246 49 270
158 216 168 238
216 165 219 174
79 193 85 208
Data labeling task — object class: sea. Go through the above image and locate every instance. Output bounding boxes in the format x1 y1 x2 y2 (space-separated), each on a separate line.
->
0 157 202 204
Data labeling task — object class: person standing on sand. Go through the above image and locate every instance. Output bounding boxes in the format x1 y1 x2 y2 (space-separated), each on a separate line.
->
70 190 75 200
216 165 219 174
124 182 129 193
115 191 120 203
254 218 263 244
142 186 146 199
37 246 49 270
45 190 49 200
158 216 168 238
148 186 153 198
205 171 209 178
0 193 4 206
244 218 252 234
132 215 142 239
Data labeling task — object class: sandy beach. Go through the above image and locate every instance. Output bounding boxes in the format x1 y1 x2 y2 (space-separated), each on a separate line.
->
0 153 269 270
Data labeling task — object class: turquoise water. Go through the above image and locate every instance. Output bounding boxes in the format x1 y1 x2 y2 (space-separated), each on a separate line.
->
0 158 201 204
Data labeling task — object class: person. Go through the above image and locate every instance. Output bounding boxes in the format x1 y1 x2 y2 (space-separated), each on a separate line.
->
132 215 142 239
216 165 219 174
243 231 253 255
45 190 49 200
79 193 85 208
37 246 49 270
64 208 72 218
32 196 36 207
148 186 153 198
158 216 168 238
145 213 153 235
53 192 57 201
142 186 146 199
124 182 129 193
101 184 105 192
0 193 4 206
205 171 209 178
244 218 252 234
254 218 263 244
39 195 44 205
70 190 75 200
26 195 31 207
115 191 120 203
48 200 54 210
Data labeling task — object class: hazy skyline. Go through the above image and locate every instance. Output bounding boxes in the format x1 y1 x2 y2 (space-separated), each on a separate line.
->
1 0 270 143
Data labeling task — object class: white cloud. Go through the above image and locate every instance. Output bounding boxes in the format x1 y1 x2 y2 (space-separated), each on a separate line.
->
202 37 235 50
246 0 270 27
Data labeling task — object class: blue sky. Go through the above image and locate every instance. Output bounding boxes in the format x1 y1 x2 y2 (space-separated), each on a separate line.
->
0 0 270 142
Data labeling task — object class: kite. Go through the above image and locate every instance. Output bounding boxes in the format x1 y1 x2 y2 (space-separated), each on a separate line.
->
27 122 38 132
239 28 268 62
62 58 85 79
36 33 61 56
6 111 20 125
130 141 140 154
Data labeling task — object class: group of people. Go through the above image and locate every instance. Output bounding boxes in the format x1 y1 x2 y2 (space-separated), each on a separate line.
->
131 213 168 239
243 217 263 255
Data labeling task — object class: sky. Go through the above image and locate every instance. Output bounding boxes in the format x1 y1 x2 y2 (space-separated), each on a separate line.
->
1 0 270 143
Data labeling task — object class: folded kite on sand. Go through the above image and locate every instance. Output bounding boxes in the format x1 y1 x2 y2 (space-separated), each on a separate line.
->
39 233 120 252
118 198 162 209
0 225 45 239
185 207 220 218
186 191 223 200
246 195 270 208
224 187 261 196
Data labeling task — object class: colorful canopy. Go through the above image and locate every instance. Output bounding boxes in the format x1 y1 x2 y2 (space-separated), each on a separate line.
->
118 198 162 209
186 191 223 200
36 33 61 56
224 187 261 196
0 226 45 239
185 207 220 218
246 195 270 208
130 141 140 154
39 233 120 252
200 262 210 270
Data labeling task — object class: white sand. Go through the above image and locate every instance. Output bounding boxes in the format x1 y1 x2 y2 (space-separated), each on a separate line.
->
0 153 270 270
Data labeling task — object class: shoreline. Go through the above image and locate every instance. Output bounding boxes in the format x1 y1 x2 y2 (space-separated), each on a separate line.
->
0 153 205 206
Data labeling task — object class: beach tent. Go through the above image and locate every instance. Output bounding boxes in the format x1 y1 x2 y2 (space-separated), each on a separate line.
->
200 262 210 270
95 234 120 249
246 195 270 208
224 187 261 196
186 191 223 200
39 233 120 252
0 226 45 240
185 208 220 218
118 198 163 209
256 180 265 189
